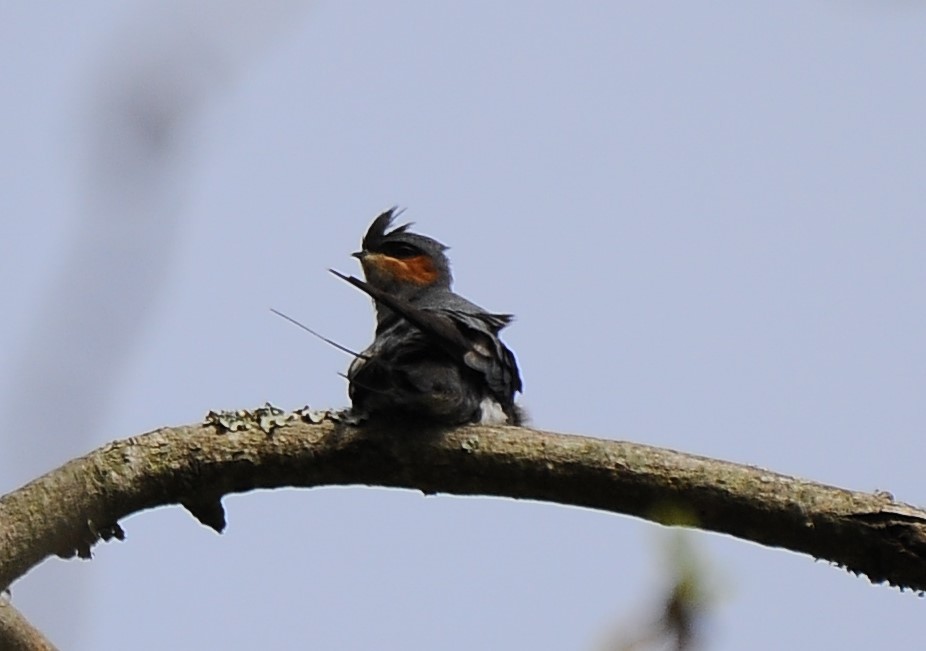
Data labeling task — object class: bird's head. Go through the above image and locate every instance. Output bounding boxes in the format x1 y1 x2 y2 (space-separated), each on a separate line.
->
352 208 452 297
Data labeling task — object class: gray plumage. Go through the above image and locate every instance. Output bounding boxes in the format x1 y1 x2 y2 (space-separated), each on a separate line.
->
339 209 523 425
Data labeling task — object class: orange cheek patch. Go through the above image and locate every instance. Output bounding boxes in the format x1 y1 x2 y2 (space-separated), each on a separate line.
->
366 253 439 285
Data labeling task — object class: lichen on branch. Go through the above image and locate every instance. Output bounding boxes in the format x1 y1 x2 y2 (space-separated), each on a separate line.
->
1 410 925 595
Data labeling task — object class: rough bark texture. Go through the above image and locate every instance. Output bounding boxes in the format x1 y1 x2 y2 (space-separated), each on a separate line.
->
2 417 925 599
0 598 58 651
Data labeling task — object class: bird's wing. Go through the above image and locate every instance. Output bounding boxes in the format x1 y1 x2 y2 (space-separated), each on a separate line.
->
446 309 522 397
331 270 522 399
330 270 471 354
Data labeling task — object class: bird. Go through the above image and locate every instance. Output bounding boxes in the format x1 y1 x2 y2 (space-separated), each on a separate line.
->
331 208 523 426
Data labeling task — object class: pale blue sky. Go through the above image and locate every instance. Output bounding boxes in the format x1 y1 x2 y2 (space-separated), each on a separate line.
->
1 2 924 649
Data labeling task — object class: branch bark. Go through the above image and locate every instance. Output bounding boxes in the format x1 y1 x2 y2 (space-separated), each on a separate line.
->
2 415 925 597
0 597 58 651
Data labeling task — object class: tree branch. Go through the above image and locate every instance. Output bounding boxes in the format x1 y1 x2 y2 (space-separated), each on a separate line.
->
1 414 925 594
0 597 58 651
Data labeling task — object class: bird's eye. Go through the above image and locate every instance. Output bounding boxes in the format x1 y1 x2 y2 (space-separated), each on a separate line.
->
381 242 420 259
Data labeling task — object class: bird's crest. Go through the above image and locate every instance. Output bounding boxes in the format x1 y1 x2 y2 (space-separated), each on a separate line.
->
362 207 411 252
361 207 450 256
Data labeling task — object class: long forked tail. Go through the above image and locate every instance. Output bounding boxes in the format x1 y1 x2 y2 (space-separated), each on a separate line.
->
270 308 401 400
269 308 371 361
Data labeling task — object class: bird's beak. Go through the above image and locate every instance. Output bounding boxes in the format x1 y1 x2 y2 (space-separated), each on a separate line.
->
351 250 366 260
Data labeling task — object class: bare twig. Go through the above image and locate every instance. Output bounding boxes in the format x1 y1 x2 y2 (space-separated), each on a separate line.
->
1 417 924 595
